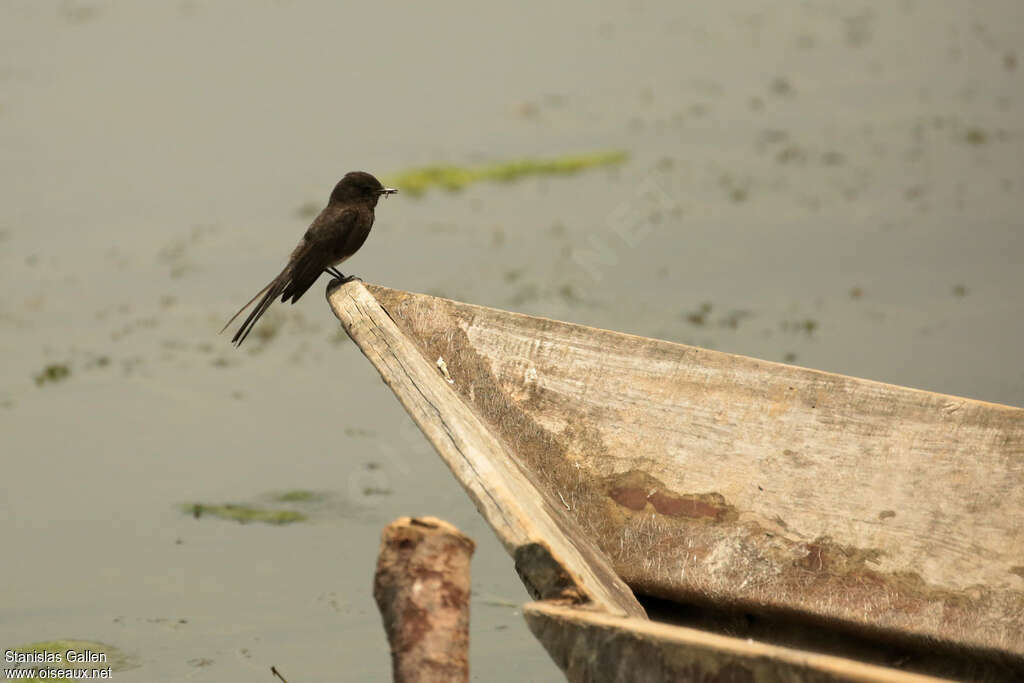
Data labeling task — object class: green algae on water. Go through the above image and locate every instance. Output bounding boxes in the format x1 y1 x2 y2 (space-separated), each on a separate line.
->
34 363 70 387
272 489 323 503
183 502 306 525
383 150 628 197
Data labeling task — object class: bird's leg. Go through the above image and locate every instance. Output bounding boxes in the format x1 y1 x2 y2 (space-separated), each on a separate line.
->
325 267 361 284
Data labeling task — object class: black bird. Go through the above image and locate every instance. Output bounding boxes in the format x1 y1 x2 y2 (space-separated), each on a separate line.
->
221 171 396 346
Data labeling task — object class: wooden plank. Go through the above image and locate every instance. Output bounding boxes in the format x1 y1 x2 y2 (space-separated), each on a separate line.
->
522 602 951 683
327 281 645 619
362 284 1024 661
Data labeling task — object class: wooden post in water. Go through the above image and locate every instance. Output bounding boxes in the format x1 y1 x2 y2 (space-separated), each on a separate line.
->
373 516 476 683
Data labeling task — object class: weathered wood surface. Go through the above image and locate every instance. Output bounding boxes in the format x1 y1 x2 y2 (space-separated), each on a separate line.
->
328 281 645 619
523 602 950 683
358 284 1024 661
373 517 474 683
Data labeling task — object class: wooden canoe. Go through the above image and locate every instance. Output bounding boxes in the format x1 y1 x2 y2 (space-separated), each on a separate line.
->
329 281 1023 681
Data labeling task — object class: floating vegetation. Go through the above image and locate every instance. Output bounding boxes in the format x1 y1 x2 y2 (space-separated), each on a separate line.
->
776 145 806 164
685 302 713 326
503 268 525 283
719 174 750 203
383 150 628 197
781 318 819 335
770 76 795 97
964 128 988 145
241 308 287 351
183 488 333 524
273 489 323 503
34 363 70 387
183 503 306 525
684 304 751 329
85 355 110 369
719 310 753 329
558 283 581 304
362 486 392 496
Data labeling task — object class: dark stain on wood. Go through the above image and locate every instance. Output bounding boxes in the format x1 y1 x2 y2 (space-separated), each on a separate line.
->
609 486 648 511
607 470 738 522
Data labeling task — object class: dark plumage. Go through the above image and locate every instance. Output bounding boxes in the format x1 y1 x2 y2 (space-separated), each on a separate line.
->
221 171 396 346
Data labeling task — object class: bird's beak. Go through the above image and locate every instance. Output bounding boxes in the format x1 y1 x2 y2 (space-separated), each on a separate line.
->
381 188 398 197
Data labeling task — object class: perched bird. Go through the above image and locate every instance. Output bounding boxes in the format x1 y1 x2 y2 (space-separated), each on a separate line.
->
221 171 396 346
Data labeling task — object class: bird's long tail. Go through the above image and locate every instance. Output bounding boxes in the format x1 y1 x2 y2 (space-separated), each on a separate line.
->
221 267 292 347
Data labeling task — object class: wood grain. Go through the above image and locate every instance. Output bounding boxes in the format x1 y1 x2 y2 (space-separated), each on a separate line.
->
328 281 645 619
362 284 1024 661
523 602 951 683
373 516 474 683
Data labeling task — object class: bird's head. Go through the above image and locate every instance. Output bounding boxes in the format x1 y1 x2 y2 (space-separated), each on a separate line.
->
329 171 398 206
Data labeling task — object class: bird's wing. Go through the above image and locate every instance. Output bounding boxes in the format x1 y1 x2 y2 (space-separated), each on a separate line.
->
221 205 366 347
280 206 361 304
